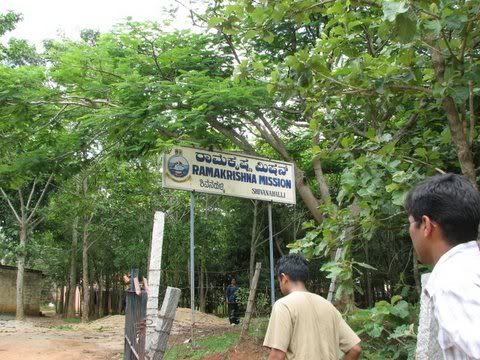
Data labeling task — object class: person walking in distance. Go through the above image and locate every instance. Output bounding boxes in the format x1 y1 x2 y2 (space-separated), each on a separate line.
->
226 278 239 325
405 174 480 359
263 254 361 360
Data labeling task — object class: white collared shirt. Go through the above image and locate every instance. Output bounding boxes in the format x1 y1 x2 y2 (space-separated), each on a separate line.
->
424 240 480 359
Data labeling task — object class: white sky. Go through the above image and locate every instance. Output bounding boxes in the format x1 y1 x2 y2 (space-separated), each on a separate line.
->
0 0 197 48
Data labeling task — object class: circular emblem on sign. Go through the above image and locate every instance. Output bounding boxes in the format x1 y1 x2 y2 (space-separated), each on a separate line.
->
167 154 190 182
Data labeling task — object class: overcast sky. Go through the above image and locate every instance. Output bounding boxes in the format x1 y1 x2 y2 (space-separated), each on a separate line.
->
0 0 195 48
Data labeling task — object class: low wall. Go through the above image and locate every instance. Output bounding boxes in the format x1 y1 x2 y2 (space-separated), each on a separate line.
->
0 265 44 315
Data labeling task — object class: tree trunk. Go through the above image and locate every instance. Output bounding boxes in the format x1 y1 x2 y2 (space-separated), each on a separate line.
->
81 175 92 323
327 203 360 311
55 286 59 314
82 219 89 322
16 223 27 320
59 285 65 315
99 272 104 318
313 154 331 204
67 217 79 318
430 42 477 185
206 120 324 224
294 163 323 224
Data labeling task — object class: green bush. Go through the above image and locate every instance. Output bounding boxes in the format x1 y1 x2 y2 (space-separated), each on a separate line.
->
347 296 418 359
236 287 271 317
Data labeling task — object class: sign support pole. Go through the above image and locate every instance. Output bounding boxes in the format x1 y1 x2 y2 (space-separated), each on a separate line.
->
268 202 275 305
190 191 195 344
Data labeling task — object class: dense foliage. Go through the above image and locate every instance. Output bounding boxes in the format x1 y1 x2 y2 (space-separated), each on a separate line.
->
1 1 479 356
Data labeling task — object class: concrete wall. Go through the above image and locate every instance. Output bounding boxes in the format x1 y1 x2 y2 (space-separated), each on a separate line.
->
0 265 44 315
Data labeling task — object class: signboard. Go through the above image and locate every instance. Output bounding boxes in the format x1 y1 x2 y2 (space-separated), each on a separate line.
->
162 146 296 204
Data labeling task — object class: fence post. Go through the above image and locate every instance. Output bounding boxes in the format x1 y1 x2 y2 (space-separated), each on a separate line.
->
145 286 181 360
146 212 165 349
241 262 262 338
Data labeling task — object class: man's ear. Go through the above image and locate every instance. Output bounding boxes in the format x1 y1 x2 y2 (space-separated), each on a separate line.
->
422 215 434 237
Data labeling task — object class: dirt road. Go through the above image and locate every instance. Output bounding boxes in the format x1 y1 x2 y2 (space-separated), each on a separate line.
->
0 314 123 360
0 309 234 359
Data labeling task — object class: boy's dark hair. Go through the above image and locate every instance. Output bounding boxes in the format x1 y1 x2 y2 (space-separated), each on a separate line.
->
276 253 309 283
405 173 480 245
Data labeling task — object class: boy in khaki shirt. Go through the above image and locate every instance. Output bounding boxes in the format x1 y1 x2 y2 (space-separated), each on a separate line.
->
263 254 361 360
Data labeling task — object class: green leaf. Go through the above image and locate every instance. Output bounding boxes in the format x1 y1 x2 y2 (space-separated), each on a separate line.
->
263 32 275 44
391 300 410 319
244 29 258 40
383 1 409 22
415 147 427 158
451 86 470 105
386 183 399 193
378 142 395 156
440 127 451 144
285 55 298 67
424 20 442 36
391 295 402 305
366 128 376 140
207 16 224 28
367 323 384 338
395 13 417 43
392 190 407 206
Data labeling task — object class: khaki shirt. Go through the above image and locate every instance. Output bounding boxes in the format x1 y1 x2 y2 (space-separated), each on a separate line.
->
263 291 360 359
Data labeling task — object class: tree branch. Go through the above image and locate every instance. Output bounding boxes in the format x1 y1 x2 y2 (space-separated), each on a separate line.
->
255 111 291 160
272 106 303 115
26 179 37 210
18 189 25 220
222 33 241 65
0 187 21 223
31 98 119 108
362 25 376 57
208 117 257 154
333 117 367 138
460 21 473 64
469 80 475 145
403 156 445 174
441 30 460 63
84 66 125 81
389 85 433 95
27 173 54 222
392 99 425 143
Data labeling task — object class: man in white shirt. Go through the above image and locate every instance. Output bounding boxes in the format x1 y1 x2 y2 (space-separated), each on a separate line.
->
405 174 480 359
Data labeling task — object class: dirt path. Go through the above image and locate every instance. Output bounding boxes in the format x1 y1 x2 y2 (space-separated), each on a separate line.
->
0 314 123 360
0 309 242 359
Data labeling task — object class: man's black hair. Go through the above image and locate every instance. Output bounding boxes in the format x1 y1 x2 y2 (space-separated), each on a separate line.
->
276 253 309 283
405 173 480 245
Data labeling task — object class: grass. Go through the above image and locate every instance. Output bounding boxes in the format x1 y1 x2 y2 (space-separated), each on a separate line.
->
63 317 81 324
248 317 269 340
50 324 74 331
163 317 269 360
164 332 240 360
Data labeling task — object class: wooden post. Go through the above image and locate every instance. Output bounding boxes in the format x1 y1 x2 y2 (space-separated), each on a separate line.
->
145 286 181 360
241 262 262 338
146 212 165 348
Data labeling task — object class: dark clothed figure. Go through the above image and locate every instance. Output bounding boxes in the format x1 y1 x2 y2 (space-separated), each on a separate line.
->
226 279 239 325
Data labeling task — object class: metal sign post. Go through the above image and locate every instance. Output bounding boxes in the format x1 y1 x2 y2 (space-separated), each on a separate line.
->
190 191 195 343
268 202 275 305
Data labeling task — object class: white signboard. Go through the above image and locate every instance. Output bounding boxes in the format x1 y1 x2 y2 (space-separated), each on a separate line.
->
162 146 296 204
